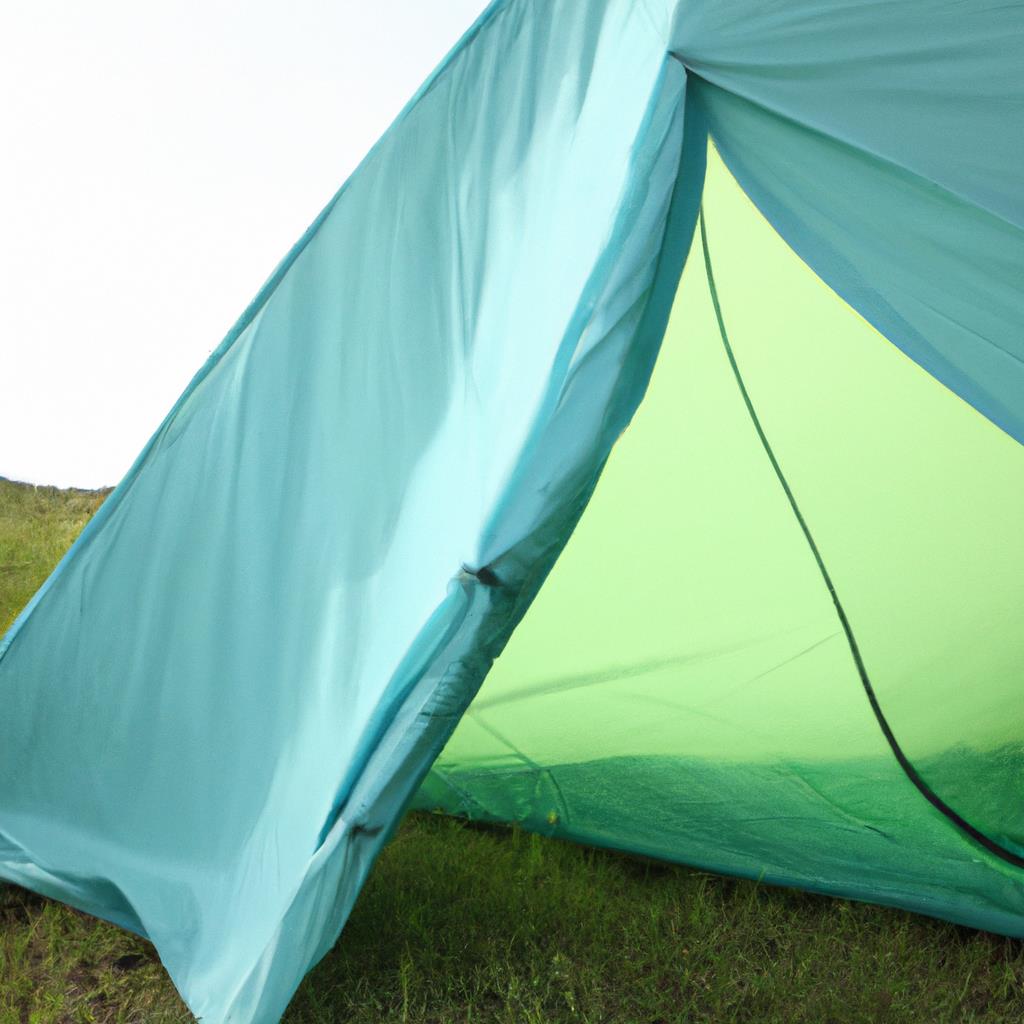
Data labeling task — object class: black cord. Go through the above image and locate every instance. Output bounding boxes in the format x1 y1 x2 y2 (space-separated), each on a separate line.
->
698 206 1024 869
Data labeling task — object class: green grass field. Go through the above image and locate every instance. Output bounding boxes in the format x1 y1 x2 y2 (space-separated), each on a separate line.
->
1 476 1023 1024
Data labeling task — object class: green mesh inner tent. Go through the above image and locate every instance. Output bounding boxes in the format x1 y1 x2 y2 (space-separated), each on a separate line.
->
1 2 1023 1023
416 144 1024 915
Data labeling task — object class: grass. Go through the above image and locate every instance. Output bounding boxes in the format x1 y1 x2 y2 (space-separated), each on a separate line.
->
2 475 1024 1023
0 479 110 635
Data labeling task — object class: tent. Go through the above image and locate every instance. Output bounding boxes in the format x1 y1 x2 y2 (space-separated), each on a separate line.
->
1 1 1022 1021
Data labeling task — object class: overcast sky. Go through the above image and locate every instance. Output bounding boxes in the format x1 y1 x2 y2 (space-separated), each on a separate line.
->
0 0 489 488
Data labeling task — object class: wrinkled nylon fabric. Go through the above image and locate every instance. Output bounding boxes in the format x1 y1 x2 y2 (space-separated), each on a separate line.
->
0 3 698 1021
2 0 1023 1021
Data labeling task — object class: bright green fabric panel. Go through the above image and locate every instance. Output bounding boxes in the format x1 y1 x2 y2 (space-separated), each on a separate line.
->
698 156 1024 857
416 148 1024 933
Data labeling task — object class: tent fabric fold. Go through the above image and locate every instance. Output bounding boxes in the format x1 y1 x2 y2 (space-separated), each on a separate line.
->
2 1 1022 1021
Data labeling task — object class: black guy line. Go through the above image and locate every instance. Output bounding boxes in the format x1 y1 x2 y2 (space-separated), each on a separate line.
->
698 206 1024 869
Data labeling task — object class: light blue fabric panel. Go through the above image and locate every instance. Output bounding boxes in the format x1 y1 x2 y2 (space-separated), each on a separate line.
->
670 0 1024 441
0 2 700 1021
674 0 1024 228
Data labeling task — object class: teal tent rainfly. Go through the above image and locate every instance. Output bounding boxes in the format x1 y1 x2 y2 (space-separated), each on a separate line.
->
1 1 1023 1021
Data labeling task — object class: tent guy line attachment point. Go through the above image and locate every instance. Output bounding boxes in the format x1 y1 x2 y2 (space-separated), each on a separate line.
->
461 563 501 588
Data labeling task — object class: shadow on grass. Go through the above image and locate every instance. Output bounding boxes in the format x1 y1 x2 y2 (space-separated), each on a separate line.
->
286 812 1024 1024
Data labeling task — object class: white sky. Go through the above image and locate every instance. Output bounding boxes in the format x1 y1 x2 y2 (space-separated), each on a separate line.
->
0 0 489 488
